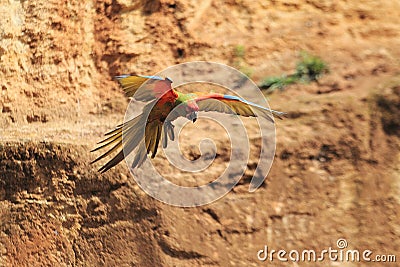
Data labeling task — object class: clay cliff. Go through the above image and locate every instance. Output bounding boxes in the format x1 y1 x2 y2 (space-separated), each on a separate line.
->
1 0 399 266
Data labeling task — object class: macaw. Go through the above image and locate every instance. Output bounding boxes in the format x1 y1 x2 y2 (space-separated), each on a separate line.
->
92 75 286 173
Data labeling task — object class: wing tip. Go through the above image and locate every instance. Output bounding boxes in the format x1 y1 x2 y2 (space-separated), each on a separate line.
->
114 74 165 81
273 111 287 120
114 73 138 79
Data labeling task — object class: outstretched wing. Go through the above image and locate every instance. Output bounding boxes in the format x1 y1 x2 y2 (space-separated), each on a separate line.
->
91 103 174 173
194 93 286 122
91 74 177 173
116 74 176 101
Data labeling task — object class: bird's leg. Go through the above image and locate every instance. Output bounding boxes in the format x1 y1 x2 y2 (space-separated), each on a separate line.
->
164 120 174 129
162 120 175 148
165 120 175 140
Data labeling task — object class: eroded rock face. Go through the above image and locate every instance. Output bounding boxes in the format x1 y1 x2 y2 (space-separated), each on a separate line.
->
1 0 400 266
0 142 163 266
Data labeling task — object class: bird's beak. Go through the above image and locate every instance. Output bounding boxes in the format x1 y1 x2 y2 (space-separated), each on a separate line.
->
192 111 198 123
186 111 198 123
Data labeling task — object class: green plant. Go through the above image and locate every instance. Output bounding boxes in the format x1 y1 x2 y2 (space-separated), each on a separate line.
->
260 51 329 93
296 51 329 82
260 74 299 91
234 45 246 59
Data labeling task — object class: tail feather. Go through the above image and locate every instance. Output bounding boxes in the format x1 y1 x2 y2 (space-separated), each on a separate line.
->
151 123 162 158
91 141 122 165
91 131 122 152
91 112 171 172
98 150 125 173
145 120 163 157
91 114 146 172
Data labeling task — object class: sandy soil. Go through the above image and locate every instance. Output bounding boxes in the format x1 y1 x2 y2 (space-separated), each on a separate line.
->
1 0 400 266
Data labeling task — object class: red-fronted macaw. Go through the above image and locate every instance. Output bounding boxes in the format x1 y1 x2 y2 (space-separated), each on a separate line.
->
92 75 286 173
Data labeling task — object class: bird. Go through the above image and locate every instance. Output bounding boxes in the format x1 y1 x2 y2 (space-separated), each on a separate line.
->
91 74 286 173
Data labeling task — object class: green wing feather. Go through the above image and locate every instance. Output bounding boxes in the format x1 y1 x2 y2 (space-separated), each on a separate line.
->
195 93 286 122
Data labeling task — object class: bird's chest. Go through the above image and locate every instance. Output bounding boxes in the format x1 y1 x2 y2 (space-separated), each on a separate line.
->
148 102 175 122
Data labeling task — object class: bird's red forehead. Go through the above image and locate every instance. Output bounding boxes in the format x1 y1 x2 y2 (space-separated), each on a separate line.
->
187 101 199 111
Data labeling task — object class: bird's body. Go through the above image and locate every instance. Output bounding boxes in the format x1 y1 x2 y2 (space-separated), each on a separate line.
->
92 74 285 173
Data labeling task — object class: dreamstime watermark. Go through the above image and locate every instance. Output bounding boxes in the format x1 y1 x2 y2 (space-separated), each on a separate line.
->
122 61 277 207
257 238 397 263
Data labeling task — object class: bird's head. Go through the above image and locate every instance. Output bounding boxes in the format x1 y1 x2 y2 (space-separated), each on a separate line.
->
185 100 199 123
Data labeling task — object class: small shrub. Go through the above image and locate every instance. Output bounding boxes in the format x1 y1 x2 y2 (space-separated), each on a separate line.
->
234 45 246 59
296 51 329 82
260 51 329 93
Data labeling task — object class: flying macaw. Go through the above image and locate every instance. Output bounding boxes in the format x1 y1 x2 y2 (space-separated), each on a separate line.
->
92 74 286 173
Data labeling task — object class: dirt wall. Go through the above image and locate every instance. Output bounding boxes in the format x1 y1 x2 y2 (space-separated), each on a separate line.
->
1 0 400 266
